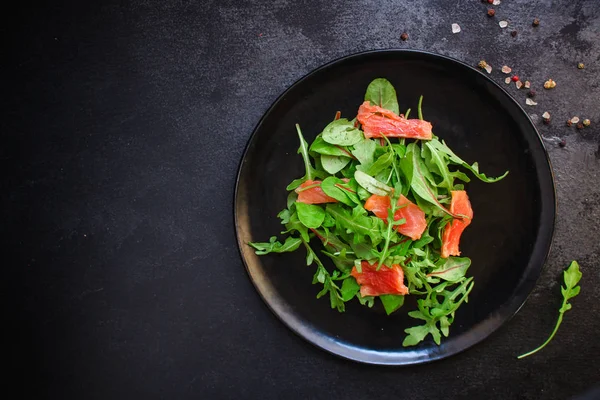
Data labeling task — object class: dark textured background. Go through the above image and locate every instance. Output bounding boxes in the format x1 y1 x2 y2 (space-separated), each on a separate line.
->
4 0 599 399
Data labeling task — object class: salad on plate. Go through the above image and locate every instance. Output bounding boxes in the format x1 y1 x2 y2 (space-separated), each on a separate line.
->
248 78 508 346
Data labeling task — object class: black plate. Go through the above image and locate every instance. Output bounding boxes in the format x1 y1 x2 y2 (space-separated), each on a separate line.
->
234 50 555 365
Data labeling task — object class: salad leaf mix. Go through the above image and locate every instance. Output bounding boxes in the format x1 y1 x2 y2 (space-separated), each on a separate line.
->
249 78 508 347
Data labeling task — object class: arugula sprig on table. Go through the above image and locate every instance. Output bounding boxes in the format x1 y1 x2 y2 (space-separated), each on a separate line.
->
517 261 582 359
248 78 508 347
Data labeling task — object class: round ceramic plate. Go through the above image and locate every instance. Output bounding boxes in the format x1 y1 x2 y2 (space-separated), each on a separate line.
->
234 50 555 365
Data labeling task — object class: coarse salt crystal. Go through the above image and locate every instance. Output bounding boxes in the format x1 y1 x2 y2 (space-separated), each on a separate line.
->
516 80 523 89
493 0 501 5
524 81 531 89
526 98 538 106
570 116 580 124
485 64 492 74
502 66 512 74
452 23 461 34
505 77 511 84
542 112 551 120
499 21 508 28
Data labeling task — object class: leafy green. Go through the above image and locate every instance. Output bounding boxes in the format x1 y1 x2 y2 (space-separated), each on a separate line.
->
364 78 400 114
400 143 455 217
341 277 360 301
380 294 405 315
321 154 351 174
351 138 377 167
427 257 471 283
295 202 325 229
518 261 582 359
321 177 356 206
427 138 508 183
248 78 508 348
354 170 392 196
309 135 353 157
403 277 474 346
248 236 302 255
326 203 383 245
322 119 364 146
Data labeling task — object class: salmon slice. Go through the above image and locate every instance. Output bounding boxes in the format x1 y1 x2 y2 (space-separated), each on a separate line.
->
351 260 409 297
295 180 337 204
364 194 427 240
440 190 474 258
357 101 433 140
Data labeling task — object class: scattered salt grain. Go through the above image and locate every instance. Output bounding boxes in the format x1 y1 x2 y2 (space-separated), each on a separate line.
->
484 64 492 74
493 0 501 5
452 23 461 34
524 81 531 89
570 116 580 124
502 66 512 74
516 80 523 89
526 98 538 106
505 77 511 84
499 21 508 28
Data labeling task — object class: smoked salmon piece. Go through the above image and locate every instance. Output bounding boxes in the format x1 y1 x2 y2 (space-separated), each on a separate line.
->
351 261 409 297
295 180 337 204
440 190 474 258
364 194 427 240
357 101 433 140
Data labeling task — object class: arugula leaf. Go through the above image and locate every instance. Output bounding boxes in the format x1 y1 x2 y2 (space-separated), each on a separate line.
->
351 138 377 167
357 293 375 308
322 119 364 146
248 236 302 255
302 240 346 312
403 277 474 346
296 202 325 229
400 143 455 217
427 257 471 283
380 294 405 315
326 203 383 245
427 138 508 183
518 261 582 359
354 170 392 196
364 78 400 114
282 211 310 242
321 154 351 174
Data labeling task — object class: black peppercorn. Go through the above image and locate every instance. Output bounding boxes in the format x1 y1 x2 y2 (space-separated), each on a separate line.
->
511 30 518 37
527 89 536 98
487 9 496 17
532 18 540 27
400 32 409 41
559 139 566 148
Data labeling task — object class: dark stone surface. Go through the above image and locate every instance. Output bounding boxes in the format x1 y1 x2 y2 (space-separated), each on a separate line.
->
4 0 599 399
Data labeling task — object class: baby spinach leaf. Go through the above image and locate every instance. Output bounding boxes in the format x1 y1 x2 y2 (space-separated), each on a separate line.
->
321 177 354 206
341 277 360 301
427 257 471 283
296 202 325 229
248 236 302 255
364 78 400 114
322 119 364 146
364 151 394 176
351 138 377 167
310 135 353 157
380 294 405 315
321 154 351 174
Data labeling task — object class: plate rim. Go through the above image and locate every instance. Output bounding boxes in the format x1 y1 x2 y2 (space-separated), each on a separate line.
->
233 49 557 365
